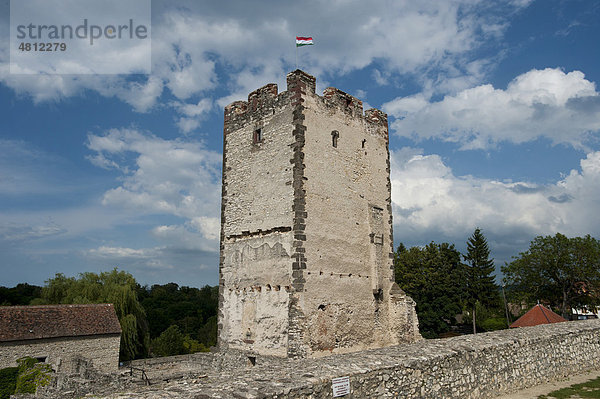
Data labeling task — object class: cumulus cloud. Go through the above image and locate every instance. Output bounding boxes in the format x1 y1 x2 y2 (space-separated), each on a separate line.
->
391 148 600 256
171 98 213 133
86 128 221 218
83 128 221 274
1 0 529 115
385 68 600 150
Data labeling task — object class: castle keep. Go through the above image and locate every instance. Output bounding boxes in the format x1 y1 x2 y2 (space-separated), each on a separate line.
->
218 70 420 358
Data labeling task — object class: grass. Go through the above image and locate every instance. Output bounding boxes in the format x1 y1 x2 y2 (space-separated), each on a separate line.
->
538 376 600 398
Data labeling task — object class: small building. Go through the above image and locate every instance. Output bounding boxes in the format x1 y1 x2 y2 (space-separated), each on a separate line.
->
509 304 567 328
0 304 121 373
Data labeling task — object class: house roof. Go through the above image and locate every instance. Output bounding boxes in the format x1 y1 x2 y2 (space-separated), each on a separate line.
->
509 304 567 328
0 304 122 342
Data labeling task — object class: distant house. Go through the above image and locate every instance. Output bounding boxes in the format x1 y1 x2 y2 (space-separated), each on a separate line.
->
509 304 567 328
0 304 121 373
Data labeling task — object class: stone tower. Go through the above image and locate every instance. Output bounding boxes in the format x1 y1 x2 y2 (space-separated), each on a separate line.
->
218 70 420 358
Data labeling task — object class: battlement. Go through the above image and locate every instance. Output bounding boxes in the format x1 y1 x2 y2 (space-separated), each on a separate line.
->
223 70 388 134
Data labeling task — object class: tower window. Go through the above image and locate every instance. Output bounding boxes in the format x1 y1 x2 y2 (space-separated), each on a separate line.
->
253 128 262 144
331 130 339 148
362 139 366 148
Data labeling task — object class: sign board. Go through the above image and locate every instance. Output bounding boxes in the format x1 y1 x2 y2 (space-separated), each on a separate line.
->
332 376 350 397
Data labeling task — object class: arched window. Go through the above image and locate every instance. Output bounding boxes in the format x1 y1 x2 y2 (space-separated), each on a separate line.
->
331 130 339 148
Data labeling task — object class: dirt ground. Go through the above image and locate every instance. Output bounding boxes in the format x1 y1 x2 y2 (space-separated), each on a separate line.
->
495 369 600 398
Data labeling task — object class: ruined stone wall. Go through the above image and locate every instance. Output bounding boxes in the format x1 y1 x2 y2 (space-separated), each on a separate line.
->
0 334 120 373
73 320 600 399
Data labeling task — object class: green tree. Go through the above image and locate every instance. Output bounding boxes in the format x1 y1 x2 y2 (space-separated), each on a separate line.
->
0 367 19 399
150 325 186 357
40 269 149 361
502 233 600 318
137 283 218 349
395 242 466 338
0 284 42 306
463 228 499 334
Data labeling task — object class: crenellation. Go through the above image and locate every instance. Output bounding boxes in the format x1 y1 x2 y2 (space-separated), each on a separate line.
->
323 87 364 117
286 69 316 95
364 108 388 127
247 83 278 111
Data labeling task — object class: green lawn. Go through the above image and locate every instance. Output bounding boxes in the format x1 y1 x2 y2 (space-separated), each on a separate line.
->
539 376 600 399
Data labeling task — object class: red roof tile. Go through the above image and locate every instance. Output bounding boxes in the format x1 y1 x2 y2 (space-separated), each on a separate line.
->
509 304 567 328
0 304 121 342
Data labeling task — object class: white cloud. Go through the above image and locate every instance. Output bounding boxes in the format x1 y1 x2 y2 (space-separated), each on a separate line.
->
85 128 222 261
171 98 213 133
385 68 600 150
1 0 530 116
0 223 66 242
88 246 155 259
86 128 221 218
391 148 600 247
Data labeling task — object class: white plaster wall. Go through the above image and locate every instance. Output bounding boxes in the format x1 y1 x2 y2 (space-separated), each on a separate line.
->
300 93 396 356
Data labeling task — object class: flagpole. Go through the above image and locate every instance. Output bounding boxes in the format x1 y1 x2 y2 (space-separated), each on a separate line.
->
295 41 298 70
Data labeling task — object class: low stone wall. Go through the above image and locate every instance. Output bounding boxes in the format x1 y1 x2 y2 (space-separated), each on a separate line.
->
31 320 600 398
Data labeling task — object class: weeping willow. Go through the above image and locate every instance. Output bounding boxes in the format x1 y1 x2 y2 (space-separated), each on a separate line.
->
40 268 150 361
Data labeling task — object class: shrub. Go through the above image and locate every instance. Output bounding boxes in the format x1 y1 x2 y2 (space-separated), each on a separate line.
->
480 317 507 332
0 367 19 399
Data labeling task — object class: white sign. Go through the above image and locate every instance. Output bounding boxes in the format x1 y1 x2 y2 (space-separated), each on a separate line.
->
332 376 350 397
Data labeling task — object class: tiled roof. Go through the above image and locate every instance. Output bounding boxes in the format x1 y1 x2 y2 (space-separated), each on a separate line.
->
0 304 122 342
510 304 567 328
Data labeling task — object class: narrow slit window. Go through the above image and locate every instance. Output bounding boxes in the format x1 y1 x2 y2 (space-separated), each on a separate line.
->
331 130 339 148
362 139 366 148
253 128 262 144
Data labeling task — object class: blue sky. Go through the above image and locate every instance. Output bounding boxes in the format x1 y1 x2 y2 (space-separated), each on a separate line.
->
1 0 599 288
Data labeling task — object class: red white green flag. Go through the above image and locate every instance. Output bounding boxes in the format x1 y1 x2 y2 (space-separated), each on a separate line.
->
296 36 314 47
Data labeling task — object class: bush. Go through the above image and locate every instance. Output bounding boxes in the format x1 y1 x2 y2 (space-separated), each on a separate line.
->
150 325 186 357
0 367 19 399
480 317 507 332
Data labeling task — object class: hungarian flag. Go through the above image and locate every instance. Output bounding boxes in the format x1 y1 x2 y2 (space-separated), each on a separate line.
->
296 36 314 47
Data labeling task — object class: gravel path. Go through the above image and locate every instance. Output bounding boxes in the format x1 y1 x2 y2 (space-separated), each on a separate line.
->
495 370 600 398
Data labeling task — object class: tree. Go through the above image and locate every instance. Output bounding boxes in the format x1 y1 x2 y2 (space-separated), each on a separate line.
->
395 242 466 338
0 284 42 306
463 228 499 334
502 233 600 318
40 269 149 361
150 325 186 357
136 283 218 349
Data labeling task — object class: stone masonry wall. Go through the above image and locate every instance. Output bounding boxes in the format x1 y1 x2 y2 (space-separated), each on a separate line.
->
80 320 600 399
300 84 400 357
219 80 296 356
0 334 120 373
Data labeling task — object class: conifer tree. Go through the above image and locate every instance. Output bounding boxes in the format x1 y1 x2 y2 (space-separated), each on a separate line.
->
464 228 498 334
